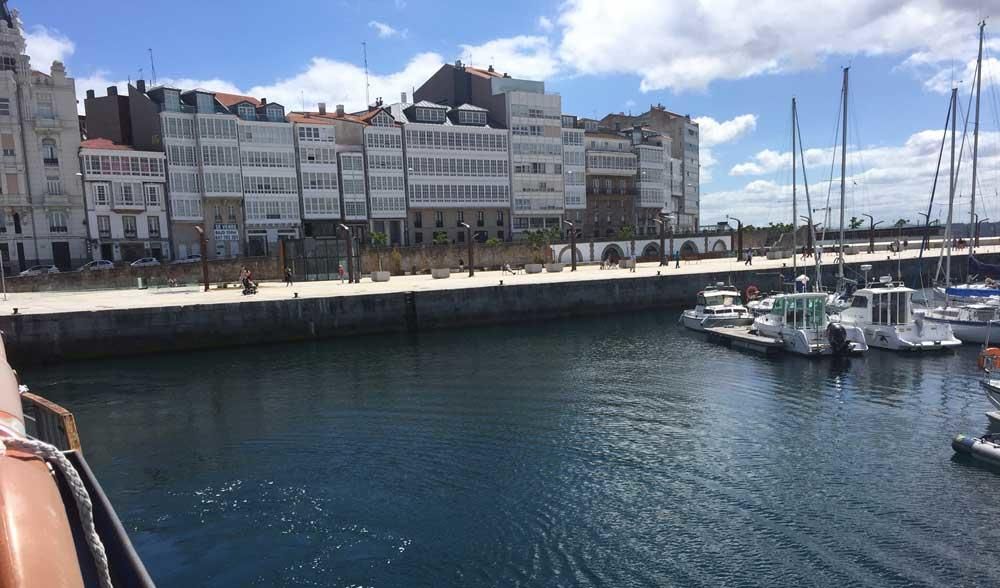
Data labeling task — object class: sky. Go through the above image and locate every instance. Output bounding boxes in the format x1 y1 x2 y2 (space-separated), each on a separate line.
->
17 0 1000 228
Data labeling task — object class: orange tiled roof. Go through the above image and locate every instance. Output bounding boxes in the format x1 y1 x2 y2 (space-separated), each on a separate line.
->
80 138 133 151
466 66 503 79
287 111 368 125
214 92 261 108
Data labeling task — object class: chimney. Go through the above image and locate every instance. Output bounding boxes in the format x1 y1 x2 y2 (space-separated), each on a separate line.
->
336 104 345 116
488 64 495 73
260 98 267 105
318 102 326 115
454 59 463 68
107 86 118 97
86 89 95 99
401 92 407 103
136 79 146 93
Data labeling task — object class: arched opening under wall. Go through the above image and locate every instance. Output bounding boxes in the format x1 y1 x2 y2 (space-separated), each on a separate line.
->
601 243 625 262
558 246 584 263
680 240 698 258
712 239 728 252
642 242 659 257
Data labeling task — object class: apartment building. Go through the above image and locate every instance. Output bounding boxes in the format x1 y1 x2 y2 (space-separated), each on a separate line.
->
560 115 586 235
390 98 509 244
0 4 86 271
626 126 673 236
286 106 340 238
79 138 169 261
415 61 564 237
361 104 406 244
218 93 299 255
582 131 637 239
601 105 699 230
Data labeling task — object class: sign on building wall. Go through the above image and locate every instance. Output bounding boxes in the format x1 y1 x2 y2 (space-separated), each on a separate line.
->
214 223 239 241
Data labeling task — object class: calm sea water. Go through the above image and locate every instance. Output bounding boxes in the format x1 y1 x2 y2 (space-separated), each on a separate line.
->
28 311 1000 587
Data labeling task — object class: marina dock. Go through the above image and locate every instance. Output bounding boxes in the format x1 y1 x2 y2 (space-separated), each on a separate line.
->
704 326 783 355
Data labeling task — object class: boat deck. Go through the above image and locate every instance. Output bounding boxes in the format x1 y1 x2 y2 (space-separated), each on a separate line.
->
704 326 784 355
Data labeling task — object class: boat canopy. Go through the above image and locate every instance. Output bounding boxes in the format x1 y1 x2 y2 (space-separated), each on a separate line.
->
770 294 827 328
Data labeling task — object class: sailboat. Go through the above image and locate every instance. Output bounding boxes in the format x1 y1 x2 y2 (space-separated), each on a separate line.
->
826 67 858 313
921 22 1000 343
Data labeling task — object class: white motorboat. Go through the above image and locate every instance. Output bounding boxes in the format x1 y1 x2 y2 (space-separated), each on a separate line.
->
680 284 753 332
752 292 868 356
834 278 961 351
920 304 1000 344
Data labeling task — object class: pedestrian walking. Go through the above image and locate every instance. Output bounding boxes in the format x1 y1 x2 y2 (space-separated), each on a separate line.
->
338 263 346 284
630 253 636 273
744 248 753 266
674 251 680 268
284 267 293 287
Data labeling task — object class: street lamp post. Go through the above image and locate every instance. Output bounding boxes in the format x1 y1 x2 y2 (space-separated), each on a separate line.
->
192 225 209 292
459 221 473 277
562 219 577 271
727 215 743 261
799 216 814 252
861 214 883 254
338 223 356 284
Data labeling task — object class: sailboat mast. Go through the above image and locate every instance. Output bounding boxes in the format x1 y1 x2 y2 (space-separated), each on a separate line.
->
792 98 798 277
969 20 985 256
946 87 958 291
794 104 821 291
839 67 848 280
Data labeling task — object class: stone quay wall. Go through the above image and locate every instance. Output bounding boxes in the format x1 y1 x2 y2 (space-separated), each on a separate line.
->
1 251 991 365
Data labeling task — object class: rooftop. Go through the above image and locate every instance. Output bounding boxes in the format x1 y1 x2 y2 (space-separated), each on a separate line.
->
80 138 134 151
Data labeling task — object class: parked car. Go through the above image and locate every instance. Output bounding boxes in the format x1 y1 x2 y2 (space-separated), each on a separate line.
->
172 254 202 264
79 260 114 271
19 265 59 277
129 257 161 268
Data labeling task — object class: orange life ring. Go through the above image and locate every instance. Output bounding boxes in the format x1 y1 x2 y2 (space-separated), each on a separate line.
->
745 285 760 301
978 347 1000 370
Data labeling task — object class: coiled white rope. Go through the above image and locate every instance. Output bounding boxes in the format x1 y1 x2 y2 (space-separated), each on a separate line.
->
0 436 113 588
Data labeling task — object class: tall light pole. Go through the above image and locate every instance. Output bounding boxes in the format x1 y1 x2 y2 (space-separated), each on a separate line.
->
976 215 989 249
338 223 356 284
562 219 577 271
727 215 743 261
917 211 932 253
192 225 209 292
861 214 882 254
459 221 473 277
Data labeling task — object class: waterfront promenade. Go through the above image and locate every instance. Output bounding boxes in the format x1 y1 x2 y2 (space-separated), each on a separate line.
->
1 243 996 317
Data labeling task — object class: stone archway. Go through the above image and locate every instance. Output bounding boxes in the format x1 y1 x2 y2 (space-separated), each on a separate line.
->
642 242 659 257
680 240 698 258
712 239 728 252
558 245 584 263
601 243 626 262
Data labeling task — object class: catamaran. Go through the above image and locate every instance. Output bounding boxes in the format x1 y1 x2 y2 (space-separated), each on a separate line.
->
680 284 753 332
833 277 961 351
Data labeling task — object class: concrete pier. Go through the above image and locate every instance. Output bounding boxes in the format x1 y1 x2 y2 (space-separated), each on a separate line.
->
2 245 997 364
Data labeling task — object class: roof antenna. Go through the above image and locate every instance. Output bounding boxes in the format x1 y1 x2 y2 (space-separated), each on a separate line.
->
148 48 157 86
362 41 370 108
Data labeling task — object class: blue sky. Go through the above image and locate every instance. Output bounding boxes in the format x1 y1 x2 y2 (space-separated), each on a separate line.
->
18 0 1000 227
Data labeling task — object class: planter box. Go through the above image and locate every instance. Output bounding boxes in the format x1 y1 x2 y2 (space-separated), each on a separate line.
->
372 271 391 282
525 263 543 274
546 263 564 273
431 268 451 279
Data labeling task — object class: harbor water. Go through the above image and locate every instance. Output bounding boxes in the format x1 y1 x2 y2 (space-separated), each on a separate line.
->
28 310 1000 587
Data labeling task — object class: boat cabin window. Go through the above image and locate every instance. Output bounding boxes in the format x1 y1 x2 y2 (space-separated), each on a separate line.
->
701 293 741 306
972 307 998 322
851 295 868 308
870 291 910 325
773 296 826 328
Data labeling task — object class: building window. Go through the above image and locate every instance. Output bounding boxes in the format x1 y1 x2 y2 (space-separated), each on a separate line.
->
48 210 67 233
46 176 61 195
497 231 504 240
477 211 485 227
414 211 423 228
238 104 256 120
0 98 8 116
144 184 160 206
122 215 137 238
435 211 443 228
456 210 464 227
94 184 109 205
0 133 13 156
0 57 15 72
41 139 58 165
148 216 161 238
97 215 111 238
36 93 54 118
414 231 423 244
228 205 236 221
496 210 504 226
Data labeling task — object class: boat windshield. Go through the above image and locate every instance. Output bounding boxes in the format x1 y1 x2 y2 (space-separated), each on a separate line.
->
870 291 910 325
770 296 827 328
703 293 741 306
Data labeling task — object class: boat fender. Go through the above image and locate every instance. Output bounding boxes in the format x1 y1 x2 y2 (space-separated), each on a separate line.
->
827 322 849 355
952 434 977 455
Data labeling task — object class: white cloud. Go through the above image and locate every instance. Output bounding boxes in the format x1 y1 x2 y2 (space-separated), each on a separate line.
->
459 36 559 81
24 25 74 72
691 114 757 183
703 127 998 226
368 21 405 39
537 16 554 32
556 0 988 92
